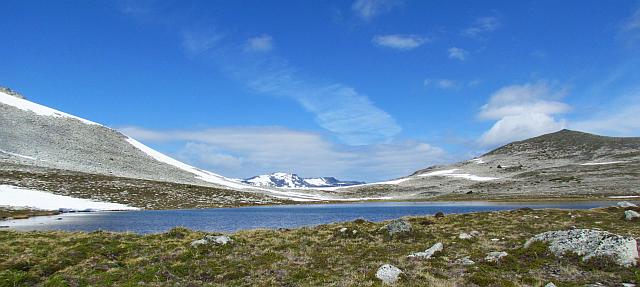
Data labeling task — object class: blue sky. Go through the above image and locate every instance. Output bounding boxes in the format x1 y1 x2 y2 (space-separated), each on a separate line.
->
2 1 640 182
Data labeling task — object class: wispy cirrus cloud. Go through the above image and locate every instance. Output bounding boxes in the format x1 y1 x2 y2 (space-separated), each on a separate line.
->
463 16 501 38
448 47 468 61
178 29 401 145
351 0 403 21
372 34 428 50
120 126 447 182
245 34 273 53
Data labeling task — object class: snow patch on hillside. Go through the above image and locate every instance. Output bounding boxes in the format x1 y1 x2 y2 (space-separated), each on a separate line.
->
419 169 498 181
0 185 139 211
0 90 100 125
0 149 37 160
580 161 627 166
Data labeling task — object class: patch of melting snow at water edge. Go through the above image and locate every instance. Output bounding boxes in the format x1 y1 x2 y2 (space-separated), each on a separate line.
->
0 185 139 211
580 161 628 166
419 169 498 181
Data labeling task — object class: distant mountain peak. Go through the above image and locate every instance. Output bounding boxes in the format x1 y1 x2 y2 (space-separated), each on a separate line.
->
243 172 364 189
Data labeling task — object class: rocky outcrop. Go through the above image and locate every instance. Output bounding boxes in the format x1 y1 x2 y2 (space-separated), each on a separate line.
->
375 264 402 285
524 229 638 267
625 210 640 221
407 242 443 259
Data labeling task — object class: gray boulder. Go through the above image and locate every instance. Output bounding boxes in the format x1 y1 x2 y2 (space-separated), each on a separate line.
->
625 210 640 221
407 242 443 259
386 219 412 236
544 283 557 287
375 264 402 285
524 229 638 267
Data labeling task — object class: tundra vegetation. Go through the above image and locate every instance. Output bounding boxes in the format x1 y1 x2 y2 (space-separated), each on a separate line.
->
1 206 638 286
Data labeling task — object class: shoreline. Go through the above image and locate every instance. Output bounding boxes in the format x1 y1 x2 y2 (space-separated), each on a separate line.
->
1 206 637 285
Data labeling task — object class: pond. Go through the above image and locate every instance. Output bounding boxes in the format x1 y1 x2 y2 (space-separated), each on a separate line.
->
2 201 619 234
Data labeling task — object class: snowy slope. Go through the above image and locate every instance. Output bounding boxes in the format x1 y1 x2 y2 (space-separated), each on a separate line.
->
0 89 99 125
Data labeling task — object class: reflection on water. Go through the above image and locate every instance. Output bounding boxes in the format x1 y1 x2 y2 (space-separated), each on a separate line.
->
2 201 618 234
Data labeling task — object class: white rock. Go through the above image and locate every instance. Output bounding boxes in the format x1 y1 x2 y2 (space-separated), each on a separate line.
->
524 229 638 267
408 242 443 259
617 201 638 208
458 233 473 240
625 210 640 221
339 227 348 233
375 264 402 285
544 283 557 287
470 230 481 237
485 251 508 262
190 239 208 247
490 238 500 242
208 235 233 245
191 235 233 247
455 256 475 266
622 283 636 287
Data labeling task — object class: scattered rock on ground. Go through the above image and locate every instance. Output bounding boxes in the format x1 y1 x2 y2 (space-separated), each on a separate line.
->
458 232 473 240
524 229 638 267
386 219 412 236
617 201 638 208
485 251 508 262
434 212 445 218
625 210 640 221
455 256 475 266
375 264 402 285
190 235 233 247
544 283 557 287
408 242 443 259
339 227 348 233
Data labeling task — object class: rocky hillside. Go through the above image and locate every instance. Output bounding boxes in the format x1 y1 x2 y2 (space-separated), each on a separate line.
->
336 129 640 200
243 172 364 188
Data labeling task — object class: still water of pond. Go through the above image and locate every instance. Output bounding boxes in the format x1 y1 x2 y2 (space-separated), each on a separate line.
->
3 201 618 234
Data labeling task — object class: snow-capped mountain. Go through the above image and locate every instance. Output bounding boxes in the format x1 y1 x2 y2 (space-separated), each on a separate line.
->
243 172 364 188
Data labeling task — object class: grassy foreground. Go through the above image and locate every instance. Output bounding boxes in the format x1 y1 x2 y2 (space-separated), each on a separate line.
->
1 207 638 286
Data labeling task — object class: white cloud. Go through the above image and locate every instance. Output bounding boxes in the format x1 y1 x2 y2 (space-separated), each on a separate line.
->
424 79 458 90
570 92 640 136
478 82 569 146
352 0 402 21
480 113 566 147
120 126 447 182
623 8 640 32
448 47 468 61
180 28 401 146
372 34 428 50
463 16 501 38
181 29 224 56
245 35 273 52
239 59 402 145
